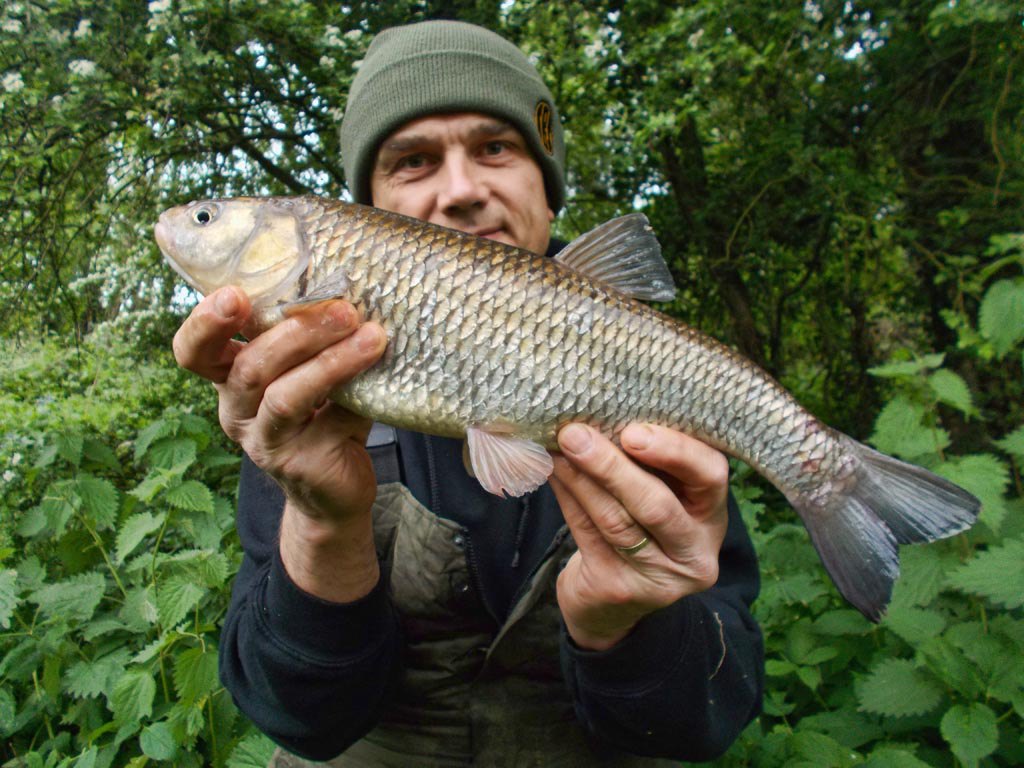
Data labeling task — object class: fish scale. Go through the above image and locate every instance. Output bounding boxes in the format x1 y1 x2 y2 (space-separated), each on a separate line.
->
155 194 980 620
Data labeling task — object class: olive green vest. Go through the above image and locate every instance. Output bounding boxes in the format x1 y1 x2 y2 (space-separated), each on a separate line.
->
270 484 679 767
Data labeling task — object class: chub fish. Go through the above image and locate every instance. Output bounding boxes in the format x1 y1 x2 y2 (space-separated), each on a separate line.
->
155 195 980 620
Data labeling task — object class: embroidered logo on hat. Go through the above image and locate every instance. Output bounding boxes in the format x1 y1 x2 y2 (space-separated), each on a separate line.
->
534 100 554 156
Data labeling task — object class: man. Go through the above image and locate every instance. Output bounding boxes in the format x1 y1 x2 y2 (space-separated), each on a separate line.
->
173 20 764 767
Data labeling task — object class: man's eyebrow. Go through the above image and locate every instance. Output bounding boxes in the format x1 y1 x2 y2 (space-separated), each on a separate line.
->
377 120 518 160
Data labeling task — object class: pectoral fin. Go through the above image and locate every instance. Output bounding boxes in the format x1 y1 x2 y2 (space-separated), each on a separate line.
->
465 426 553 497
555 213 676 302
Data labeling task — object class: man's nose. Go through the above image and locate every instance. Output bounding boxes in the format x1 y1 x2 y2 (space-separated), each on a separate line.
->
438 155 488 214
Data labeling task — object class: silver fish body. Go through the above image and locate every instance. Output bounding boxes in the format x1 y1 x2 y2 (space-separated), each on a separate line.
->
156 195 980 620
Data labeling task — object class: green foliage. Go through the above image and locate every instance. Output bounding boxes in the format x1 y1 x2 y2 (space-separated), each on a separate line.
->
717 263 1024 767
0 341 269 767
1 0 1021 766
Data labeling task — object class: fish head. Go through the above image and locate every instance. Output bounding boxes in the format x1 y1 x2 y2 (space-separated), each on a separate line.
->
155 197 310 307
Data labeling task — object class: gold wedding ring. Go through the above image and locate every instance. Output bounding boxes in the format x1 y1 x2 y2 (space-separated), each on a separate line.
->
615 536 650 556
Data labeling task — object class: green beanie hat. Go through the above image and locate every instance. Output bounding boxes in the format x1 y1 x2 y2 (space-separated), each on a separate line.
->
340 20 566 212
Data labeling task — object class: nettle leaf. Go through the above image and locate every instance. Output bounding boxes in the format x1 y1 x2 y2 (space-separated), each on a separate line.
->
173 646 219 704
936 453 1010 531
978 278 1024 357
165 480 215 514
870 396 949 459
949 537 1024 609
0 569 19 629
163 548 229 588
927 369 976 416
110 668 156 725
813 609 872 636
83 437 121 472
994 425 1024 462
862 746 932 768
147 437 198 471
157 576 205 628
882 604 946 645
226 732 277 768
130 470 174 502
75 474 119 530
65 649 131 699
115 512 166 564
918 637 985 700
797 709 884 750
134 419 174 463
140 720 177 761
940 702 999 766
857 658 943 717
30 572 106 623
56 432 84 466
120 586 159 631
891 545 952 607
867 354 945 379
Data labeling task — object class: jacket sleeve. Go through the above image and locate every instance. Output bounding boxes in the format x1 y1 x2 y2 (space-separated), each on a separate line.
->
218 455 403 761
559 492 764 761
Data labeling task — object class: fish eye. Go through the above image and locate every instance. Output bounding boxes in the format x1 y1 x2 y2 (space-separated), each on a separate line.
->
192 205 218 226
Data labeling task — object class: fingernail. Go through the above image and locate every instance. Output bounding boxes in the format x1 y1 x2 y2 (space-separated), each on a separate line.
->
356 324 384 353
325 302 353 329
622 424 653 450
216 288 238 318
559 424 592 455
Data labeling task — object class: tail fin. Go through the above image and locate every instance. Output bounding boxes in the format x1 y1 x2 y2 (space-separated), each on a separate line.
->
790 441 980 622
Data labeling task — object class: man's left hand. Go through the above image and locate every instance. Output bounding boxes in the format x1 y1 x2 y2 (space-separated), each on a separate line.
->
550 423 730 651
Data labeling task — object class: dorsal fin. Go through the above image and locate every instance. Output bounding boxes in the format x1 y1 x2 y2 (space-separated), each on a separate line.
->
554 214 676 302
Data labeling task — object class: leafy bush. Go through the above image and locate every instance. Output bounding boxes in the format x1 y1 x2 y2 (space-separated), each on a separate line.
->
0 339 276 767
717 260 1024 767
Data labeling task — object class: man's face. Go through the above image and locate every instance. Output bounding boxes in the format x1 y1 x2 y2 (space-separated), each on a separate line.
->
369 113 554 255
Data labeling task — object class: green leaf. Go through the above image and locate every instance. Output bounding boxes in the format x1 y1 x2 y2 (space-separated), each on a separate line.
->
867 353 945 379
65 649 131 699
83 437 121 471
994 425 1024 462
936 453 1010 531
0 569 19 629
29 572 106 623
135 419 174 463
0 687 15 735
949 537 1024 609
226 732 277 768
812 609 872 636
857 658 943 717
165 480 214 514
115 511 166 564
157 576 205 628
75 474 119 530
110 668 156 725
978 279 1024 357
940 703 998 767
120 586 158 631
882 604 946 645
891 546 951 607
870 396 949 459
173 646 219 704
927 369 975 416
862 747 932 768
57 432 84 466
797 708 884 749
147 437 197 471
140 721 177 761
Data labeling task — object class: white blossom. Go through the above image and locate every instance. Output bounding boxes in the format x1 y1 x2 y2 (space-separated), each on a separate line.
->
319 55 334 69
74 19 92 38
2 71 23 92
324 24 343 47
687 29 705 47
149 0 171 13
344 29 362 42
69 59 96 77
2 470 14 484
2 19 22 33
11 453 22 466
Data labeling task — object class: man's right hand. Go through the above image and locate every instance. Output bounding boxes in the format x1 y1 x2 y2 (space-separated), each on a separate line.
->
172 285 388 602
